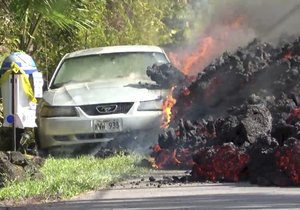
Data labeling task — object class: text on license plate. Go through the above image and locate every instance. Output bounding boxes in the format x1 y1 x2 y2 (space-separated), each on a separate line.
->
94 119 122 133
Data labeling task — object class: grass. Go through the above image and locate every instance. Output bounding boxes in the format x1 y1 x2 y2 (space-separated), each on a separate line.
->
0 154 148 202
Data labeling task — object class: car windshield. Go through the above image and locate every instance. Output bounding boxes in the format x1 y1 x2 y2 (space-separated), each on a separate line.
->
51 52 168 88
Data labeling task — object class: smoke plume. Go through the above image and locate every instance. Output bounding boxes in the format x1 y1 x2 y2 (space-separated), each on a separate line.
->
169 0 300 75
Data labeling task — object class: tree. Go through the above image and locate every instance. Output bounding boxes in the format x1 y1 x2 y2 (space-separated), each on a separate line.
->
33 0 188 76
1 0 188 76
79 0 187 47
0 0 91 53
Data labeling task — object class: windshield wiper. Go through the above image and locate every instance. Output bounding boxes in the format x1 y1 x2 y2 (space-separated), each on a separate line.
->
51 80 91 89
125 81 162 90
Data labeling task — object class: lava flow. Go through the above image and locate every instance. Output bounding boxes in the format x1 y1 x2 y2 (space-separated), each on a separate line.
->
149 36 300 186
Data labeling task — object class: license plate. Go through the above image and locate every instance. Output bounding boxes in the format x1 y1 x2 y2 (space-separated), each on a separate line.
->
94 119 122 133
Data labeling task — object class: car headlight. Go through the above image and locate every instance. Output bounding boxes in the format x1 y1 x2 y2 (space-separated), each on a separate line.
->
137 99 163 111
40 105 77 117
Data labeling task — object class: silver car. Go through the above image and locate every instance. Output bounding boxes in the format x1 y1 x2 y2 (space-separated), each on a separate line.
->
36 45 169 153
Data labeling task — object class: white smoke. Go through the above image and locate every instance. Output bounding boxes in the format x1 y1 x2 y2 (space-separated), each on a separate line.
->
169 0 300 75
208 0 300 42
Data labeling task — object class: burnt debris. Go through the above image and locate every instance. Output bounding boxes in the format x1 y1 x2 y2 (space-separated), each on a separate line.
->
149 37 300 186
146 63 187 89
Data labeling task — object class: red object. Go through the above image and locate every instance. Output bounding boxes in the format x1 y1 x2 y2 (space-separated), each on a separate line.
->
283 51 293 60
286 107 300 125
153 148 193 169
276 140 300 185
192 144 249 182
290 107 300 119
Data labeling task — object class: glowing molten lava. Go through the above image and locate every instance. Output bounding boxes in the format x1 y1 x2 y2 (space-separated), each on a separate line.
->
275 139 300 185
161 87 177 128
290 107 300 119
151 144 194 169
153 15 248 170
283 51 293 60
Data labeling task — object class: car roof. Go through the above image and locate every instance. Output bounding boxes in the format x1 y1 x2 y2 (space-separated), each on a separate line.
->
65 45 165 59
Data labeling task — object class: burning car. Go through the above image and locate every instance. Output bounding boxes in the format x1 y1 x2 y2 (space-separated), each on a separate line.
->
36 45 170 154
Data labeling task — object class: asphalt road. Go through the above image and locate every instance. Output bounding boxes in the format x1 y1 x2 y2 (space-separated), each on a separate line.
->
5 170 300 210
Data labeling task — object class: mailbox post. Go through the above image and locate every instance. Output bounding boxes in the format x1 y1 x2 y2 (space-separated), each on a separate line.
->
0 52 44 150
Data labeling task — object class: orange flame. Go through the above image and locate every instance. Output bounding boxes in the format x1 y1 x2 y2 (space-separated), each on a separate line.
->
152 149 182 169
183 37 214 75
153 15 248 170
168 15 246 76
161 87 177 128
152 148 194 169
169 37 214 75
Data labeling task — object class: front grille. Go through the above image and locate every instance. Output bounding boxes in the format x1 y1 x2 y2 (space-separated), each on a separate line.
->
80 103 133 116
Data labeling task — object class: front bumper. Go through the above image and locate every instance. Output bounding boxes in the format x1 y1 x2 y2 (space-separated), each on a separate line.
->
37 104 162 149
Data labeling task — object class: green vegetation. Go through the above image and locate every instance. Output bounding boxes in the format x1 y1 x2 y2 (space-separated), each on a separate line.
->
0 0 213 202
0 154 147 201
0 0 188 77
0 0 223 77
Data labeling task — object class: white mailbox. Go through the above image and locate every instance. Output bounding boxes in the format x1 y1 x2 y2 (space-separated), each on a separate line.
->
0 52 43 128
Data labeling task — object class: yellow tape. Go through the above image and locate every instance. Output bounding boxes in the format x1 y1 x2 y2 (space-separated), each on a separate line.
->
0 62 37 104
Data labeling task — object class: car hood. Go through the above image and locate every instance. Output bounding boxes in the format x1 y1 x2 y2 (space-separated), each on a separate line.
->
43 79 164 106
